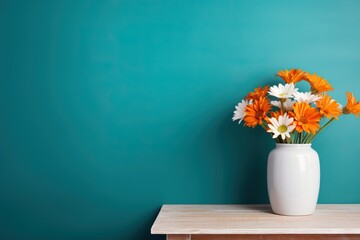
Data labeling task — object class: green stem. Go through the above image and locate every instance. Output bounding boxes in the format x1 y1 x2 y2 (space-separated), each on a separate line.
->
307 117 336 143
261 121 267 131
302 132 311 143
301 132 306 143
296 131 301 143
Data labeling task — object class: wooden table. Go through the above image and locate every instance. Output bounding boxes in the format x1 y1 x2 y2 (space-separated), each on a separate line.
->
151 204 360 240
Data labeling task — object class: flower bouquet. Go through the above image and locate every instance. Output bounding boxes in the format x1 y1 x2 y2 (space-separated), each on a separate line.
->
232 69 360 215
232 69 360 143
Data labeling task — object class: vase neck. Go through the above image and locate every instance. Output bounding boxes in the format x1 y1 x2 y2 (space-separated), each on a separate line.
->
275 143 312 148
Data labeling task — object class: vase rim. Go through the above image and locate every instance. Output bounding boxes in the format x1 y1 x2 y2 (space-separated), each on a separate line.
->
276 143 312 147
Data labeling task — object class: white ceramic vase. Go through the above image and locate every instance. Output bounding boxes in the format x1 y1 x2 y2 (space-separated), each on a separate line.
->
267 143 320 216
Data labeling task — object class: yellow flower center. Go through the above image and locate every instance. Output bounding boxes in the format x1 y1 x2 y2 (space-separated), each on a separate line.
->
277 124 288 133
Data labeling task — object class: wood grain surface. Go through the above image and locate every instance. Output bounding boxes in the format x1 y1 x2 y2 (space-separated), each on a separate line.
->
152 205 360 235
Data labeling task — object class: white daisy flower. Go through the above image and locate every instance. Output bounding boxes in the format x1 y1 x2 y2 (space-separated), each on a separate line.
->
267 113 296 140
293 92 321 103
232 99 252 124
268 83 298 99
270 98 295 111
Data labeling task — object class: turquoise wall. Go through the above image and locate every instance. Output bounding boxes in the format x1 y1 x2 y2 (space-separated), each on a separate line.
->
1 0 360 239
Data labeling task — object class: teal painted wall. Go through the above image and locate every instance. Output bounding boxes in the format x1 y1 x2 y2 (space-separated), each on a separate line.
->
1 0 360 239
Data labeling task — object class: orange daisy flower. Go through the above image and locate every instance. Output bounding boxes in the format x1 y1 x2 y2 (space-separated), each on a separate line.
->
305 73 333 93
343 92 360 117
291 102 321 134
245 86 269 100
315 94 342 119
244 98 271 128
276 69 307 84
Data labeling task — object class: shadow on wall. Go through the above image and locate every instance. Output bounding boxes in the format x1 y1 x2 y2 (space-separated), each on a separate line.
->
205 109 273 204
216 78 277 204
187 75 279 203
126 208 164 240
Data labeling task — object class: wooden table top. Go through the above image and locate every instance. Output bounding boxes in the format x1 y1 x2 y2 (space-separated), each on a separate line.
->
151 204 360 235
